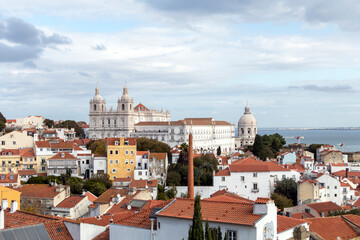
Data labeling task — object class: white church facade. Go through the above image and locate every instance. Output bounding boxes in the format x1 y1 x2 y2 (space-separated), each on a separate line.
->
88 85 170 139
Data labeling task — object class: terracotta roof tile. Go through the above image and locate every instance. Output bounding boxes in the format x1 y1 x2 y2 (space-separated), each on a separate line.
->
291 212 314 219
56 196 85 208
149 153 167 159
134 103 149 111
15 184 66 198
114 178 132 183
106 138 136 146
94 188 128 204
306 215 359 240
93 228 109 240
129 180 147 188
18 170 37 176
80 212 134 227
48 152 77 160
19 148 35 157
0 173 18 183
156 198 262 226
0 149 20 155
255 198 271 204
35 141 51 148
277 215 306 233
307 201 342 216
215 168 230 176
84 191 97 203
209 190 254 203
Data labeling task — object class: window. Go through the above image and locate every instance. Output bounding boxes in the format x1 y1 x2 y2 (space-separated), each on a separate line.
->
122 104 125 110
12 141 16 145
282 175 286 179
335 194 337 197
125 150 129 155
221 177 225 181
115 160 119 164
335 186 337 189
138 163 141 167
139 172 142 176
327 194 330 197
253 172 257 177
253 183 258 190
130 150 134 155
125 160 129 164
327 186 329 189
42 158 46 165
228 230 237 240
130 160 134 164
115 150 118 154
110 160 113 164
112 169 116 173
241 176 245 182
1 141 5 145
42 167 45 171
86 160 89 164
82 161 85 164
110 150 113 155
127 168 130 172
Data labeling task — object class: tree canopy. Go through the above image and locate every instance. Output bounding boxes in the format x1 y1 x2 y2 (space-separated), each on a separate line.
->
0 112 6 131
56 120 85 138
252 133 286 160
188 195 204 240
86 140 106 154
271 193 293 211
167 154 218 186
274 178 297 205
136 137 171 159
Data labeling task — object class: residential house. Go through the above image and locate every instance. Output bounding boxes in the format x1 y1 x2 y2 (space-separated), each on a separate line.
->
0 186 21 210
278 152 297 164
47 152 80 177
0 173 20 187
297 179 321 205
18 169 37 182
0 130 34 151
213 157 300 200
50 195 89 219
0 149 20 174
284 201 342 218
15 184 70 215
93 153 107 176
106 138 137 180
319 150 343 165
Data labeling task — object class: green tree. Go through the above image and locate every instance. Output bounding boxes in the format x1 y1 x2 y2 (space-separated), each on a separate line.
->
178 143 189 166
252 134 286 160
274 178 297 205
0 121 5 131
84 180 107 196
157 184 168 200
205 221 212 240
306 144 323 160
0 112 6 123
68 177 84 194
44 119 55 128
87 140 106 154
216 146 221 156
188 195 204 240
91 173 112 189
27 176 48 184
217 226 222 240
56 120 85 138
59 168 72 184
271 193 293 211
136 137 172 159
166 171 181 186
329 208 360 216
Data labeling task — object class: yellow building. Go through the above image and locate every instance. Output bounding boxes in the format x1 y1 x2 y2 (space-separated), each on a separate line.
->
0 149 21 174
297 179 320 204
0 185 21 210
106 138 136 179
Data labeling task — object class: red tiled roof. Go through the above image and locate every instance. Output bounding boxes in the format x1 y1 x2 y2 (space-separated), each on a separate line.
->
48 152 77 160
156 198 262 226
352 198 360 208
50 142 74 149
333 170 360 178
136 151 148 156
74 139 91 146
18 170 36 176
134 103 150 111
94 188 128 204
0 149 20 155
35 141 51 148
15 184 65 198
129 180 147 188
307 201 342 216
19 148 35 157
147 180 157 188
277 215 306 233
209 190 254 203
204 195 253 204
215 168 230 176
342 214 360 226
306 215 359 240
93 228 109 240
56 196 84 208
114 178 132 183
84 191 97 203
6 119 16 123
255 198 271 204
106 138 136 146
0 173 18 183
4 210 73 240
291 212 314 219
115 200 172 229
80 212 134 227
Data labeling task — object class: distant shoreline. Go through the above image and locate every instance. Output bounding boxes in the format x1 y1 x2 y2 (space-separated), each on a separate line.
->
259 128 360 131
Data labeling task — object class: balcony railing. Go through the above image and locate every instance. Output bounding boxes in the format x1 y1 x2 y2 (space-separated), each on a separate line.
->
251 189 259 193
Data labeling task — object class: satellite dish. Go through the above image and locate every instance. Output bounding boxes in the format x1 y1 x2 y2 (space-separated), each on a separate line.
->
127 205 132 210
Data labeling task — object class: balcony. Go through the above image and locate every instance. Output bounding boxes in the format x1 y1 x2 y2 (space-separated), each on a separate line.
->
251 189 259 193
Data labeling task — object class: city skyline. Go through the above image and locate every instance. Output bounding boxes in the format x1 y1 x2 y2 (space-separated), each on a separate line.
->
2 1 360 128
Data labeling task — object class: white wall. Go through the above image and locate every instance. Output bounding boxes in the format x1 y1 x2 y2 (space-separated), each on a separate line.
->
110 224 150 240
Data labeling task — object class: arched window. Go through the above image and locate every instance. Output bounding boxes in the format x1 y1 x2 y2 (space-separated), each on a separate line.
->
122 104 125 111
94 104 96 111
248 128 251 134
130 104 132 110
241 128 244 134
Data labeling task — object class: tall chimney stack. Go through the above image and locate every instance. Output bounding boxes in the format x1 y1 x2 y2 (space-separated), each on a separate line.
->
188 133 194 199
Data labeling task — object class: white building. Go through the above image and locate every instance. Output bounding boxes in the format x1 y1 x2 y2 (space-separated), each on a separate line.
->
50 195 89 219
235 104 257 148
110 197 309 240
89 85 170 139
133 118 235 154
134 151 168 184
92 153 107 176
47 152 80 177
213 157 300 201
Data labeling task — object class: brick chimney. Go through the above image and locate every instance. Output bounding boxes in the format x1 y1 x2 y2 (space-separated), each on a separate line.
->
188 133 194 199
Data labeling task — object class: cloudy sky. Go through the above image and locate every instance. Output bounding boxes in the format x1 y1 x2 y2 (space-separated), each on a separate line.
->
1 0 360 128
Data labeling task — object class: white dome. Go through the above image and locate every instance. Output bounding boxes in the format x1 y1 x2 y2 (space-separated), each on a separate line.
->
238 104 257 126
238 114 257 126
